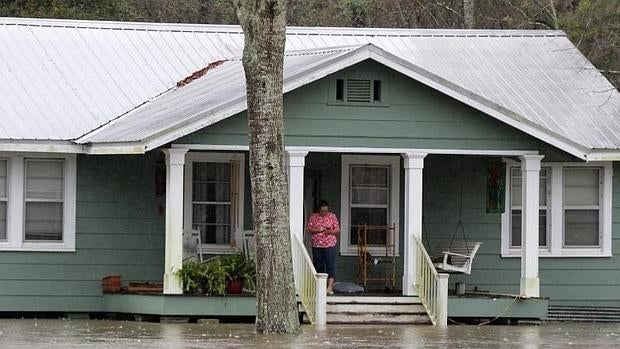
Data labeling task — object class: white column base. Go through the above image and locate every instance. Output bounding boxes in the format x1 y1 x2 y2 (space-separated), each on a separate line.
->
520 277 540 298
164 273 183 294
402 274 417 296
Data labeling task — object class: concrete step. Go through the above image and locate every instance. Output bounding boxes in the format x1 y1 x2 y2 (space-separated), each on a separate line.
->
327 312 431 324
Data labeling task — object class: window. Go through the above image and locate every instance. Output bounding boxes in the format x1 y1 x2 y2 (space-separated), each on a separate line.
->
501 161 611 257
0 154 76 252
340 155 400 256
184 152 244 254
192 162 232 245
0 160 7 240
24 159 64 241
563 168 600 247
350 165 390 246
509 167 549 248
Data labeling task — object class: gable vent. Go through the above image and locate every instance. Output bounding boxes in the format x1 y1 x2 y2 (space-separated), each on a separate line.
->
346 79 372 103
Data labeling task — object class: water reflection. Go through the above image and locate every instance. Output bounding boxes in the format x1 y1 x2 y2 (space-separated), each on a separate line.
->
0 319 619 348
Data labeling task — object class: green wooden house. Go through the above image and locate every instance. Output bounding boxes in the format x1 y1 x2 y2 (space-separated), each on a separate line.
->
0 17 619 325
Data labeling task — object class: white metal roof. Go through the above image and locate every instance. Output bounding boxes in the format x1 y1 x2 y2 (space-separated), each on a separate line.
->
1 17 618 157
79 46 364 146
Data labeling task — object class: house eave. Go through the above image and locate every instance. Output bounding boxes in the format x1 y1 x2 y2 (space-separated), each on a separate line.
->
0 140 146 155
585 151 620 162
0 140 86 154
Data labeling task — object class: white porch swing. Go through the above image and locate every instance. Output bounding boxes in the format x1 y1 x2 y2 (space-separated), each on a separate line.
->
426 161 481 275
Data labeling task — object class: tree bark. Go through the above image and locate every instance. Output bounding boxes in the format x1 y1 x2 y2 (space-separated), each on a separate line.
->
233 0 301 335
464 0 475 29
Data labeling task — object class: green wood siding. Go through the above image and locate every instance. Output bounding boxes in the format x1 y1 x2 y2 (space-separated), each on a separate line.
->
178 60 544 151
304 154 619 307
0 153 165 312
424 156 620 307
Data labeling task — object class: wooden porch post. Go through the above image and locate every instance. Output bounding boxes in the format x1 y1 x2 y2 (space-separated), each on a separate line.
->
288 150 307 291
520 155 544 298
402 152 426 296
163 148 188 294
287 150 308 241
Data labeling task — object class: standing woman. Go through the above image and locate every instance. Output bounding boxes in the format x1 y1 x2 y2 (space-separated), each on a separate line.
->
306 199 340 295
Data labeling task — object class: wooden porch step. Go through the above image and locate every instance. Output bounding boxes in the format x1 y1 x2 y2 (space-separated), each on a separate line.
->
327 303 426 314
327 296 421 304
327 312 431 324
325 295 431 324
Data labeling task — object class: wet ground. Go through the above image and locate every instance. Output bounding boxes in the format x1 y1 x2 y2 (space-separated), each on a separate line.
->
0 319 618 348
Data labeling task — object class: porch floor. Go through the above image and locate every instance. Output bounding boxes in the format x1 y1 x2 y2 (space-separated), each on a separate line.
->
102 294 256 318
100 292 548 322
448 292 548 321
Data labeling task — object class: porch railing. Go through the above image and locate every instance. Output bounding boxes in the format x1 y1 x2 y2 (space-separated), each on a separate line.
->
291 233 327 326
414 234 449 328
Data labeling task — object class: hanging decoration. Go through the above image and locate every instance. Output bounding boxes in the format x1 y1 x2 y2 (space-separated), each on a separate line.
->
486 160 505 213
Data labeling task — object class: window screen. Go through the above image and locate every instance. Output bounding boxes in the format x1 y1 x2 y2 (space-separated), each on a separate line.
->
564 168 600 247
24 159 64 241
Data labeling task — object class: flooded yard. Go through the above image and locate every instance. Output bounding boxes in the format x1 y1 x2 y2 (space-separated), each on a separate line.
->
0 319 618 348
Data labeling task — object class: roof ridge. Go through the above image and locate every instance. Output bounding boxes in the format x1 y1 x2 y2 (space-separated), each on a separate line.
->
0 17 566 37
283 45 363 57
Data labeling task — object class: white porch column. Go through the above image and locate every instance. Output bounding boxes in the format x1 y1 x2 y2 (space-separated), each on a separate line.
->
287 150 308 241
163 148 188 294
520 154 544 298
402 152 427 296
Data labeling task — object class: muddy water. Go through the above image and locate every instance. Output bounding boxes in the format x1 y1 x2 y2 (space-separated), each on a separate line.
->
0 319 618 348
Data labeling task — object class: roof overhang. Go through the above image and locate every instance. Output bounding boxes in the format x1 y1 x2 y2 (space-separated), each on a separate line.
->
3 44 615 159
0 139 145 155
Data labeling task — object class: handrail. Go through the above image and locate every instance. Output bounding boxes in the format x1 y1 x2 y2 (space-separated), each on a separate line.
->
413 234 449 328
291 234 327 326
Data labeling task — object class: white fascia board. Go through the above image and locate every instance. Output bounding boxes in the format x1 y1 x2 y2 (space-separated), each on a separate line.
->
366 48 591 160
0 140 86 153
86 142 147 154
586 152 620 162
173 144 539 156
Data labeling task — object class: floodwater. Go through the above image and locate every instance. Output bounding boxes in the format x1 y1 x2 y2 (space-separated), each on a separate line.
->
0 319 619 348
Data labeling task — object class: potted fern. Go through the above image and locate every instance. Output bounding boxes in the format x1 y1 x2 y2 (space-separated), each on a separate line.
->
176 252 256 296
222 253 256 294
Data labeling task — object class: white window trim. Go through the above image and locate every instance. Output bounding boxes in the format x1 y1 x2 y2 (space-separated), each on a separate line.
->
0 158 7 241
0 153 76 252
501 160 612 257
504 166 552 253
340 155 400 256
183 152 245 255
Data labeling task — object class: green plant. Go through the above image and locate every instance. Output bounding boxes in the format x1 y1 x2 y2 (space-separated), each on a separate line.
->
175 253 257 295
222 252 257 292
175 258 227 295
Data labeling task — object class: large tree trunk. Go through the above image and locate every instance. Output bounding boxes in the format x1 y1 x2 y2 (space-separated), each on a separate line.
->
464 0 475 29
234 0 301 335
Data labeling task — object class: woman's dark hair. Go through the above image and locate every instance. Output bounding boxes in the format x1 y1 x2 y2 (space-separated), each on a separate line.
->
319 199 329 207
